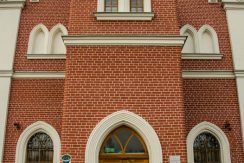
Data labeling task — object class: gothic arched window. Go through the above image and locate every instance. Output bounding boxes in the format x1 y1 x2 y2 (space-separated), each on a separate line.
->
193 132 221 163
99 126 149 163
26 132 53 163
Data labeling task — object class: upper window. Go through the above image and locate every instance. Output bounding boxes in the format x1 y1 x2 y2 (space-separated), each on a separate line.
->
130 0 144 12
96 0 153 20
26 132 53 163
105 0 118 12
193 132 220 163
99 126 148 162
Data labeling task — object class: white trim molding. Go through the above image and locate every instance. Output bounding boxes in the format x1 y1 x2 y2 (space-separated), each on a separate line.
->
26 54 66 59
0 70 13 77
181 53 223 60
187 121 231 163
94 12 154 21
15 121 61 163
63 35 186 46
85 110 163 163
235 70 244 78
0 0 25 9
13 71 65 79
182 70 235 79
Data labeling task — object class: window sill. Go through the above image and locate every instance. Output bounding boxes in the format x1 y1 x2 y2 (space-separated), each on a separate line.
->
181 53 223 60
94 12 154 21
27 54 66 60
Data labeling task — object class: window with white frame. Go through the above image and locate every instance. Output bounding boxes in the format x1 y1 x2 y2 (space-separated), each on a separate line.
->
95 0 154 20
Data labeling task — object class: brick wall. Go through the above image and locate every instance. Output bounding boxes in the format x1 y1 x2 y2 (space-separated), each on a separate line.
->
61 46 187 163
184 79 244 162
3 80 64 163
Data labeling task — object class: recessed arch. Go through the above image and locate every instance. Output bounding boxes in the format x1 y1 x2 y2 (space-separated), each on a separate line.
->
15 121 61 163
180 24 199 53
27 24 49 54
198 25 220 53
85 110 163 163
48 23 68 54
187 121 231 163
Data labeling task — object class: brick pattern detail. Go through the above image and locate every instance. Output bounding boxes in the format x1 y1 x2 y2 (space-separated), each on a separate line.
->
177 0 233 70
61 46 187 163
3 80 64 163
184 79 244 163
14 0 70 71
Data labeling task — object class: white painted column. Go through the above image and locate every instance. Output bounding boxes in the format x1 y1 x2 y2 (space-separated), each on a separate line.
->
223 0 244 150
0 0 25 162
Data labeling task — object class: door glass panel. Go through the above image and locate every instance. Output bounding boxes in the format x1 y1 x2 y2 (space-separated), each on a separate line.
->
103 135 122 153
116 128 132 146
100 126 148 163
125 136 145 153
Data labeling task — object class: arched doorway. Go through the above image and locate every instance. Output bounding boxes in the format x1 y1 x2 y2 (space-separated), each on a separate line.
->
193 132 220 163
99 126 149 163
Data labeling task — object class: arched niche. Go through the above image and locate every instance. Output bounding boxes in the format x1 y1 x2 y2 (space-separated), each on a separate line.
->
85 110 163 163
15 121 61 163
187 121 231 163
180 24 199 53
198 25 220 53
48 24 68 54
27 24 49 54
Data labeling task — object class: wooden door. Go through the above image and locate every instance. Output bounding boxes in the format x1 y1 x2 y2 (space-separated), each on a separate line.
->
100 159 148 163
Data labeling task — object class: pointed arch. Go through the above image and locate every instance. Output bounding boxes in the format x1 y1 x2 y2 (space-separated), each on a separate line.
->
48 23 68 54
15 121 61 163
85 110 163 163
187 121 231 163
27 24 49 54
198 25 220 53
180 24 199 53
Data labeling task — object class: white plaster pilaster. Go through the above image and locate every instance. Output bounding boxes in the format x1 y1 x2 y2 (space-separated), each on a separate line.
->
0 0 25 162
222 1 244 150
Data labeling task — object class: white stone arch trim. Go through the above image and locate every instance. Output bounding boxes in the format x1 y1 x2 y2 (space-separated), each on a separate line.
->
15 121 61 163
187 121 231 163
85 110 163 163
198 25 220 53
180 24 200 53
27 24 49 54
48 23 68 54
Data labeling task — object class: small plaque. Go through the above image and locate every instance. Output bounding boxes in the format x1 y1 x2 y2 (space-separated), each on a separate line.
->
170 155 180 163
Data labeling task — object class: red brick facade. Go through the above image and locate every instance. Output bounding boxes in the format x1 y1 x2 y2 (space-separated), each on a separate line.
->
2 0 244 163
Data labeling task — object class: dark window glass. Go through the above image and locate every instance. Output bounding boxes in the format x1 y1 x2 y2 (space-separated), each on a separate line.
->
105 0 118 12
130 0 143 12
26 132 53 163
193 132 221 163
